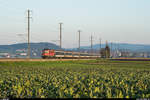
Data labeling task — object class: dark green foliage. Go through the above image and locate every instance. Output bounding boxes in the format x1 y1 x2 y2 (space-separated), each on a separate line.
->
0 60 150 98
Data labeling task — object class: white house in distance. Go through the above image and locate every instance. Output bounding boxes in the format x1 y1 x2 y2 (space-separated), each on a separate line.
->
0 53 10 58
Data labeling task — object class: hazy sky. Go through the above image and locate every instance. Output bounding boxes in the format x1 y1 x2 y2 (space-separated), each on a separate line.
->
0 0 150 48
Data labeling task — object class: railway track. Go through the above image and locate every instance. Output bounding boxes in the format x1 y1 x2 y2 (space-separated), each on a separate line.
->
0 58 150 62
0 58 95 62
110 58 150 61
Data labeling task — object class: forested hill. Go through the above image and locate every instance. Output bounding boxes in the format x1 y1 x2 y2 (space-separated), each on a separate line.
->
0 42 60 53
1 42 150 53
80 43 150 52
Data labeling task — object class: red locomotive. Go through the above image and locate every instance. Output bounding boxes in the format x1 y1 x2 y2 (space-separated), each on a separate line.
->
42 49 55 58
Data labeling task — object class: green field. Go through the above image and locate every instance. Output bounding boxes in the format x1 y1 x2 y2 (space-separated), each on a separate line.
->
0 59 150 98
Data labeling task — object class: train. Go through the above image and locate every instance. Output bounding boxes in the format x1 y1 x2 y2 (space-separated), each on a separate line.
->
41 48 100 59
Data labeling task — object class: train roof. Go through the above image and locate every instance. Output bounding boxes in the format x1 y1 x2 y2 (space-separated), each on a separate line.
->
43 48 54 50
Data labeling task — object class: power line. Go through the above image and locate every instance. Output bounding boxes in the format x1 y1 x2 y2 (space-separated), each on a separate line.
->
0 0 23 14
17 34 27 43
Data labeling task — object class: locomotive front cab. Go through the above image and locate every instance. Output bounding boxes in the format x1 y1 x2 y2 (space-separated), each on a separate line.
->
42 49 55 59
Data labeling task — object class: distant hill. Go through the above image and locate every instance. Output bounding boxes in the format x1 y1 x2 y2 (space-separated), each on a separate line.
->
1 42 150 58
0 42 60 53
0 42 60 58
80 43 150 52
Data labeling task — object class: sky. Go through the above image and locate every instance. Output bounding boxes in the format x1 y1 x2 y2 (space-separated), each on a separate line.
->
0 0 150 48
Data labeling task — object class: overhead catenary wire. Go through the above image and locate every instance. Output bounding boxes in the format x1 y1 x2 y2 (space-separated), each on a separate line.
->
0 0 23 14
0 6 119 58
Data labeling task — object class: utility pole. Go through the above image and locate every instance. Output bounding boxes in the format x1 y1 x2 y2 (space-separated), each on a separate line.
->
99 38 101 57
59 23 63 60
27 9 32 59
59 23 63 49
78 30 81 50
78 30 81 59
111 42 113 58
118 43 119 51
90 35 93 56
105 40 109 58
